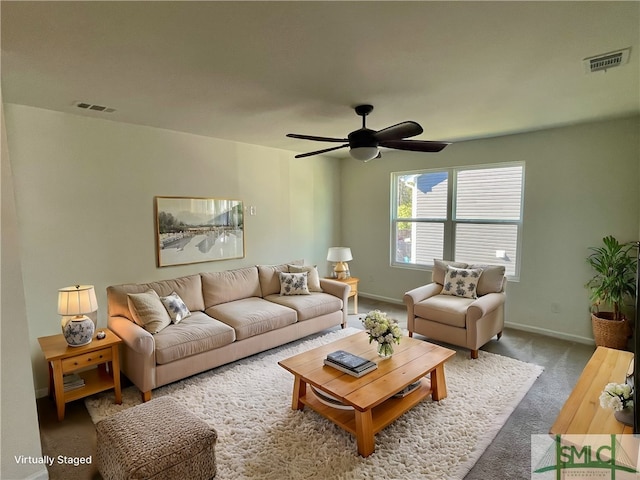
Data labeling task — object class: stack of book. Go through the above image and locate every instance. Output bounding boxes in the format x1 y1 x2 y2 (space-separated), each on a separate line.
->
63 373 85 392
324 350 377 377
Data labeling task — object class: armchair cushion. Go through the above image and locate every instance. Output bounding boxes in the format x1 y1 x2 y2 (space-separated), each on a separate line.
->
414 295 475 328
441 266 482 298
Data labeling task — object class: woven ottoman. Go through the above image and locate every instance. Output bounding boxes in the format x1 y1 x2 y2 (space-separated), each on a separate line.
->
96 396 217 480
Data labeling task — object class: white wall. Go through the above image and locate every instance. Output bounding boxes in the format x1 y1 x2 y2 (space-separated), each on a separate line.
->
342 116 640 343
1 100 47 479
4 104 342 395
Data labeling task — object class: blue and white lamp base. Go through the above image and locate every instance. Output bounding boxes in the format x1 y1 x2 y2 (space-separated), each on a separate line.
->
61 316 95 347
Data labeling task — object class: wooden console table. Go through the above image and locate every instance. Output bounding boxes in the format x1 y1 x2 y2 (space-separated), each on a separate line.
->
550 346 634 435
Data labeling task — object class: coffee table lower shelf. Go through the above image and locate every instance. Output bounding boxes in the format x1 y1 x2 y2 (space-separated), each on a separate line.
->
300 378 432 455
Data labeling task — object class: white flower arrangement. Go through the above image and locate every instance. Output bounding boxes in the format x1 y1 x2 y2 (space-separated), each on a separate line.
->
599 382 634 412
362 310 402 347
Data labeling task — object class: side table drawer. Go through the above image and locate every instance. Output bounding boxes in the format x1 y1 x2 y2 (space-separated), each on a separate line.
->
61 348 112 372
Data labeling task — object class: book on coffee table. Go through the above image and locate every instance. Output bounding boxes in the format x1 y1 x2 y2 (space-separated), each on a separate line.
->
323 358 378 377
326 350 375 372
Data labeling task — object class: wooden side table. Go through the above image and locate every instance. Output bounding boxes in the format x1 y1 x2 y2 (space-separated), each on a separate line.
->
328 276 359 314
38 329 122 420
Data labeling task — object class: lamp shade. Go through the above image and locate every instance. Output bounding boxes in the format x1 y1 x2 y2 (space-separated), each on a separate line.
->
58 285 98 316
327 247 353 262
350 146 379 162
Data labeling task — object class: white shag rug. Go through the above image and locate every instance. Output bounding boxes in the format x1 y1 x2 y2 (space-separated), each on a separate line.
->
86 327 543 480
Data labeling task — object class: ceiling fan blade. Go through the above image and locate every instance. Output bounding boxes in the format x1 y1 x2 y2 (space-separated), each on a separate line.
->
287 133 348 143
379 139 450 152
374 121 423 142
295 144 349 158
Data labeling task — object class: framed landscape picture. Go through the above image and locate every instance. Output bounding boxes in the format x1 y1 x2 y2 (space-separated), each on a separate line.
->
155 196 245 267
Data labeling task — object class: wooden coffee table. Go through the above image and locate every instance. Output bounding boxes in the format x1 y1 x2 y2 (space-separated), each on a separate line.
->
278 331 456 456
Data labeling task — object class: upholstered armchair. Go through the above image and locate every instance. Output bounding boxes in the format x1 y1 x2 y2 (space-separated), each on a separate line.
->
403 260 506 359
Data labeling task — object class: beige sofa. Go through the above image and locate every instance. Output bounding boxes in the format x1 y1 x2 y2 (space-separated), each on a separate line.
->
404 260 506 359
107 263 350 401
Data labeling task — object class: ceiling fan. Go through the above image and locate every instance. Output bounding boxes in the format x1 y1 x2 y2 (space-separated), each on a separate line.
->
286 104 450 162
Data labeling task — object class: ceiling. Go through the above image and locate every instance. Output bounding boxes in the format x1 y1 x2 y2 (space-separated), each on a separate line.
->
2 1 639 159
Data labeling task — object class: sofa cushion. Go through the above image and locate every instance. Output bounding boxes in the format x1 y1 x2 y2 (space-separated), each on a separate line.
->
287 265 322 292
153 312 236 364
205 297 297 341
415 295 475 328
201 266 261 308
442 266 482 299
127 290 172 334
107 274 205 322
257 260 304 296
469 264 506 295
266 292 342 321
432 259 469 285
160 292 191 324
279 272 310 295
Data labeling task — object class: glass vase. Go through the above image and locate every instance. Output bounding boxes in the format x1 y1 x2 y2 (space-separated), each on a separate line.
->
377 342 394 358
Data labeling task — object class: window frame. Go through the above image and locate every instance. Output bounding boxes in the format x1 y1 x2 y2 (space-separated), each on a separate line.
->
390 162 525 281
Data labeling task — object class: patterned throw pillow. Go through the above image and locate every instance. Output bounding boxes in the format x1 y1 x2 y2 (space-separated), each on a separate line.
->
160 292 191 324
441 266 483 299
279 272 310 296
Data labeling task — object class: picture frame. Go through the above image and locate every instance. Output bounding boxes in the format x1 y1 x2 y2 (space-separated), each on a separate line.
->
155 196 245 267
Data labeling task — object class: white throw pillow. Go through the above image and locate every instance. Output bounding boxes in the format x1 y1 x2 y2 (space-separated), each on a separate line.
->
160 291 191 324
279 272 310 295
441 266 483 299
127 290 172 334
288 264 322 292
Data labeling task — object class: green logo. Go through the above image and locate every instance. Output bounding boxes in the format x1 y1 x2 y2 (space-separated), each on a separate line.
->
533 434 639 479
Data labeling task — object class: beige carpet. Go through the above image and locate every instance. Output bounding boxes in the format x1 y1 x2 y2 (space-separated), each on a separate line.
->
86 327 543 480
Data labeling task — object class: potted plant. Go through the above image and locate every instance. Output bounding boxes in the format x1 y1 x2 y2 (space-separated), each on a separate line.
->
586 235 637 349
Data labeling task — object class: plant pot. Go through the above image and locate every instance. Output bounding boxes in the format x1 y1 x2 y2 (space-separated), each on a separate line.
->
591 312 629 350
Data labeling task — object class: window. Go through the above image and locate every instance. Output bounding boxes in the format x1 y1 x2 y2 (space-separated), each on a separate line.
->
391 163 524 279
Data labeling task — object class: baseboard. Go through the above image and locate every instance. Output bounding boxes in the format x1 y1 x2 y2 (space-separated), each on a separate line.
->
358 292 404 305
504 321 595 346
36 387 49 399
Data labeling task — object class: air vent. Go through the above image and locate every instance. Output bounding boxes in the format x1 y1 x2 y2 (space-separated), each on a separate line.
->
75 102 116 113
583 48 631 73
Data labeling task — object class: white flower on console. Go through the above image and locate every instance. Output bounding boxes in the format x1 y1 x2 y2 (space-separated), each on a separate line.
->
599 382 633 412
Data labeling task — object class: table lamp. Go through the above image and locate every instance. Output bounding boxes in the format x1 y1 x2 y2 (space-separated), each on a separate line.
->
327 247 353 280
58 285 98 347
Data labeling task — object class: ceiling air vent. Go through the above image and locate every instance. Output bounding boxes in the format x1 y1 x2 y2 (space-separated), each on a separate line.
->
583 48 631 73
75 102 116 113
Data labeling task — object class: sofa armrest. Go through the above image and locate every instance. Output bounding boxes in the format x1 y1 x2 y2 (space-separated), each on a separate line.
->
320 279 351 326
108 316 155 357
403 283 443 308
320 278 350 298
467 292 506 322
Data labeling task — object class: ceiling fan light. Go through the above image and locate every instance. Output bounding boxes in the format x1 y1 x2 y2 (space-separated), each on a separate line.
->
350 146 379 162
